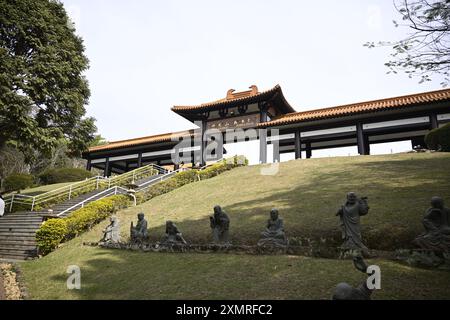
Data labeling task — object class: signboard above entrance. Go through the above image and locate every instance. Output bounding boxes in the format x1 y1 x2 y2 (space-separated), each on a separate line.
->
206 113 260 131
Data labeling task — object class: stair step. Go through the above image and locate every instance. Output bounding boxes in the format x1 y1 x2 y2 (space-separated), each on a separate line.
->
0 232 37 238
0 247 37 255
0 221 42 225
0 244 37 251
0 237 36 243
0 240 36 246
0 251 37 260
0 226 41 231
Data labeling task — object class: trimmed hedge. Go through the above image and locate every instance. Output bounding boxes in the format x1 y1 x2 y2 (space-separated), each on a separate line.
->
36 195 129 255
39 167 94 185
4 173 35 192
425 123 450 151
35 219 68 255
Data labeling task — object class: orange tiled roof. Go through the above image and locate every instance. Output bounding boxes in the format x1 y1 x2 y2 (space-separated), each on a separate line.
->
172 84 284 112
258 88 450 128
88 129 195 152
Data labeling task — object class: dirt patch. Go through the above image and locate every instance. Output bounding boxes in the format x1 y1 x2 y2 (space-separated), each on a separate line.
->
0 269 5 300
0 263 23 300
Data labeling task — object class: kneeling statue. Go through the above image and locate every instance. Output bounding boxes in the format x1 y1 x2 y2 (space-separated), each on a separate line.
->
210 205 230 244
258 208 288 247
413 196 450 253
101 216 120 243
161 220 187 245
130 212 149 243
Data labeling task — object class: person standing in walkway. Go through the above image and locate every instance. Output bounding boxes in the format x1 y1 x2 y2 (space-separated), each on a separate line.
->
0 194 5 217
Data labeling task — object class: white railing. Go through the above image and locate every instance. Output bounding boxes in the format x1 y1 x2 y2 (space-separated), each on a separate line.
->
137 168 184 192
4 163 160 212
56 185 129 217
5 157 238 217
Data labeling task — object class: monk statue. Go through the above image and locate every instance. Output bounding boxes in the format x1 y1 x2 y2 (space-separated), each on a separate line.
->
130 212 149 243
258 208 288 247
332 255 374 300
413 196 450 253
161 220 187 245
101 216 120 243
209 205 230 244
336 192 369 255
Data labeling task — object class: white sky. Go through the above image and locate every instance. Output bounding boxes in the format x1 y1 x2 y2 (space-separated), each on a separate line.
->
61 0 445 161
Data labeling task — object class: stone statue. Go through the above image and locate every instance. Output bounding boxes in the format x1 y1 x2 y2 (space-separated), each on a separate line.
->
336 192 369 254
161 220 187 245
413 196 450 252
130 212 149 243
258 208 288 247
101 216 120 243
332 255 374 300
209 205 230 244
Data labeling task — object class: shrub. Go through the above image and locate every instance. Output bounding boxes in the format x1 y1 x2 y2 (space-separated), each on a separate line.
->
39 167 94 185
4 173 35 192
425 123 450 152
36 195 129 255
35 218 68 255
65 195 129 238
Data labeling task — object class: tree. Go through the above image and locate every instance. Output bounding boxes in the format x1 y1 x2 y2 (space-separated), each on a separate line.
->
0 0 96 162
365 0 450 87
89 134 108 148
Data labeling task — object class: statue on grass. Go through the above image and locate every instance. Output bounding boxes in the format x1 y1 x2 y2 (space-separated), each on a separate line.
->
101 216 120 243
258 208 288 247
130 213 149 244
336 192 369 255
332 255 375 300
210 205 230 244
161 220 187 245
413 196 450 253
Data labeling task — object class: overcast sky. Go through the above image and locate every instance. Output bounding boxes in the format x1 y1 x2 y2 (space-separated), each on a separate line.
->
61 0 445 159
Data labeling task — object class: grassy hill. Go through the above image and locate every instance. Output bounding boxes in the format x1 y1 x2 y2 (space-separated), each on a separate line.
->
19 153 450 299
76 152 450 249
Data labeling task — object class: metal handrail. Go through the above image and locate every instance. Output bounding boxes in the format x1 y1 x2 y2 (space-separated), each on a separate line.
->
56 185 129 217
137 168 184 192
5 163 159 212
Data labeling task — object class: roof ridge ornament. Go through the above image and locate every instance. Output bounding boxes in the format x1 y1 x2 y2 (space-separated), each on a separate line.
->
226 89 236 100
226 85 259 100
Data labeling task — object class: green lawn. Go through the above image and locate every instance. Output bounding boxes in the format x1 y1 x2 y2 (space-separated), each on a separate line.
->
6 182 73 196
19 153 450 299
19 238 450 300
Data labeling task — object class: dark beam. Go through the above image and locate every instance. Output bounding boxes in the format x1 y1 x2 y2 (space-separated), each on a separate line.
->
430 113 439 129
357 123 368 155
104 157 110 177
86 159 92 171
137 152 142 168
305 142 312 159
294 130 302 159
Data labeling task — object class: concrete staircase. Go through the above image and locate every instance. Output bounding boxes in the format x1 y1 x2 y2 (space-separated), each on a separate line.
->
0 212 43 261
0 172 168 260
